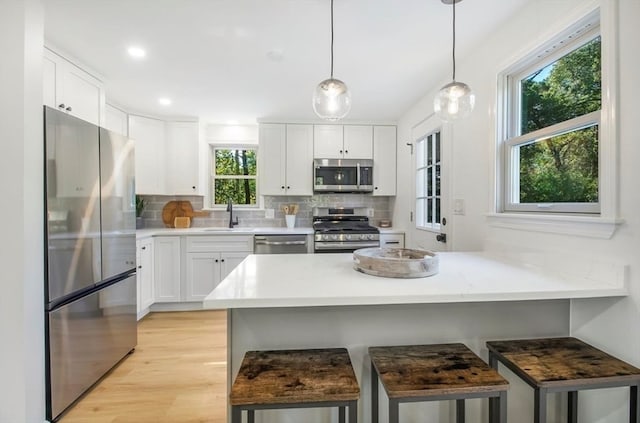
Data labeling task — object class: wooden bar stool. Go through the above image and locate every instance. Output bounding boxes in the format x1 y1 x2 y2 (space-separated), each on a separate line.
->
487 337 640 423
230 348 359 423
369 343 509 423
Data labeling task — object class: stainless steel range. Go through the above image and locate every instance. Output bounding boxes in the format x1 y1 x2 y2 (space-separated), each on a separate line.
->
313 207 380 253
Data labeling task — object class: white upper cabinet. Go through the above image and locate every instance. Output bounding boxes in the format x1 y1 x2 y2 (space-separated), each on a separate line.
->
285 124 314 195
104 104 128 136
313 125 344 159
43 48 105 126
260 123 313 196
165 121 200 195
129 115 166 195
260 124 286 195
128 116 200 196
343 125 373 159
313 125 373 159
373 126 397 196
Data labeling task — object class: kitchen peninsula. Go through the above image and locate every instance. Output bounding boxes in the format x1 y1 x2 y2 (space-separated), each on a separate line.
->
204 252 628 422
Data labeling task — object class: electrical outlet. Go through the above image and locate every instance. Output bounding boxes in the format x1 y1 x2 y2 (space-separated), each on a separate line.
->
367 208 375 217
265 208 275 219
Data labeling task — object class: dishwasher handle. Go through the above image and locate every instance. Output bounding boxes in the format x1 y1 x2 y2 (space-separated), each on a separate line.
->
254 239 306 246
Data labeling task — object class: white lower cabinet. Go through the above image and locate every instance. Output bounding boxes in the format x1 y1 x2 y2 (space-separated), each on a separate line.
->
380 233 405 248
153 236 182 302
185 251 250 301
136 238 154 317
185 235 253 302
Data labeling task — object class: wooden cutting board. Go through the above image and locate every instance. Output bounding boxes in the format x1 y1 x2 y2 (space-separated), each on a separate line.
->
162 201 210 227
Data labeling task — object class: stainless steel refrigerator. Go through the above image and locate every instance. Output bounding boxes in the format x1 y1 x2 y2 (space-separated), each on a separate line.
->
44 106 137 421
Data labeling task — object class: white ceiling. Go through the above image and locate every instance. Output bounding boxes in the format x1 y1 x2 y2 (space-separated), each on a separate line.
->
44 0 532 124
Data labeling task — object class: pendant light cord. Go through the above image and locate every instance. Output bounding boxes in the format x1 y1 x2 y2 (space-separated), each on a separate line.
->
452 0 456 81
330 0 335 78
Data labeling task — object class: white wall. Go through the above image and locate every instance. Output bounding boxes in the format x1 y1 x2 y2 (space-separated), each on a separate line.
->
0 0 46 422
396 0 640 421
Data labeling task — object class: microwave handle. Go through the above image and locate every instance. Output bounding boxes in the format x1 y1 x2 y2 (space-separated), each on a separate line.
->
356 162 360 189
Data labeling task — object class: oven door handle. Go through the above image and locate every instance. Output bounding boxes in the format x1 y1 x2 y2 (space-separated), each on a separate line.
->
356 162 360 189
314 241 380 250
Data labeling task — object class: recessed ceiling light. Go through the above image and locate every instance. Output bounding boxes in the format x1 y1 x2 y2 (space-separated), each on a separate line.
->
127 46 146 59
158 98 172 106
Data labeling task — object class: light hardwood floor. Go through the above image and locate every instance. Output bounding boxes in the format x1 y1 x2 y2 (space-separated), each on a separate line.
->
60 310 228 423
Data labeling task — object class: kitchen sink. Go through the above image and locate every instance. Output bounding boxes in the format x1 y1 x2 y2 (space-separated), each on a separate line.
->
201 228 235 232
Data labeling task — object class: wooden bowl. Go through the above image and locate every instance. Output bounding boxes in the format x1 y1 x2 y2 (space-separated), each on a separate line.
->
353 247 439 278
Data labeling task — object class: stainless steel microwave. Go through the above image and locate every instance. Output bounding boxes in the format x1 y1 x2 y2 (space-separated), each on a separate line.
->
313 159 373 193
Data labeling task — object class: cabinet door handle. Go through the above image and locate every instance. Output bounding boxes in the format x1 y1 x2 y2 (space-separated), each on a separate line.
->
215 259 219 263
287 186 290 189
221 259 225 263
192 186 196 190
58 103 66 109
385 241 400 245
138 265 142 269
375 186 379 190
339 150 343 154
141 246 146 250
345 150 348 154
281 185 285 189
65 106 72 112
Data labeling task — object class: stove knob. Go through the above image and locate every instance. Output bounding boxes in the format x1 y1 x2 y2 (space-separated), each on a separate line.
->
331 234 339 241
346 234 352 240
367 234 374 240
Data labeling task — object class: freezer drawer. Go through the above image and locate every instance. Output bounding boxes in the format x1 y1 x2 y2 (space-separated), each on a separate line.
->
46 275 137 421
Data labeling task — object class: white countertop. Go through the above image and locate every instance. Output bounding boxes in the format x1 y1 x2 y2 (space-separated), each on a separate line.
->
136 226 403 238
136 226 315 238
203 252 628 309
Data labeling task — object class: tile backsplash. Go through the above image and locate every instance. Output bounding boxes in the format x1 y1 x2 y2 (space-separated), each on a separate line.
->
138 194 392 229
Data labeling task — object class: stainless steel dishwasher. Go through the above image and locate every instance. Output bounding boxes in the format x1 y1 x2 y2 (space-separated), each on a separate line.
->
254 234 309 254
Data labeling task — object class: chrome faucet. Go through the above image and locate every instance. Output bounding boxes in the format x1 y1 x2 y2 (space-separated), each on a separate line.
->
226 198 239 228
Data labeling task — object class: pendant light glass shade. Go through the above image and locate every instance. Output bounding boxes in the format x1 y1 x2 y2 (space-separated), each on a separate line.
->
434 0 475 122
313 0 351 121
434 81 475 121
313 78 351 121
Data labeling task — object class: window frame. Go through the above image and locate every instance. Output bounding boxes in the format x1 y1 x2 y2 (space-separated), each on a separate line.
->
491 3 621 239
209 144 259 208
415 130 442 231
504 111 601 214
500 12 603 215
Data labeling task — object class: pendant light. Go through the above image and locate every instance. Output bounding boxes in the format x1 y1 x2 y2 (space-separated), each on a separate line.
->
312 0 351 121
434 0 475 121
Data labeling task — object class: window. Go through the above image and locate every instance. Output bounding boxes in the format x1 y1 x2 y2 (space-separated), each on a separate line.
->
416 131 441 229
502 19 601 214
210 146 257 207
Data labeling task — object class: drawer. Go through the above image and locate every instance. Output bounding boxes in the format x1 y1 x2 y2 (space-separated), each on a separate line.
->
380 233 404 248
186 235 253 253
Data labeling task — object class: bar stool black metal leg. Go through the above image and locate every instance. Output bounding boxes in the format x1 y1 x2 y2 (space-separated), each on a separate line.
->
349 399 358 423
247 409 255 423
339 406 345 423
489 393 499 422
371 361 379 423
389 398 400 423
489 351 498 369
231 406 241 423
631 385 639 423
499 391 507 423
534 388 547 423
568 391 578 423
456 399 465 423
